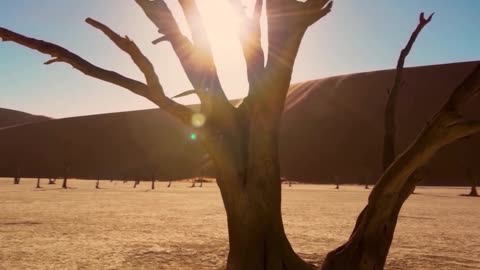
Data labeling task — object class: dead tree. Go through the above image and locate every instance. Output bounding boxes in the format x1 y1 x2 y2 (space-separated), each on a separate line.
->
167 180 172 188
36 177 41 188
151 175 156 190
62 176 68 189
13 168 21 184
96 179 100 189
322 13 480 269
133 179 139 189
2 3 480 270
469 178 479 197
463 137 479 197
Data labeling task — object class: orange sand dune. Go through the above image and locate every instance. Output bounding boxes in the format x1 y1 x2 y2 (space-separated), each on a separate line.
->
0 61 479 184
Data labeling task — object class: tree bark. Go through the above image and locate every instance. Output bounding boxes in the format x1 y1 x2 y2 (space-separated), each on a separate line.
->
212 132 314 270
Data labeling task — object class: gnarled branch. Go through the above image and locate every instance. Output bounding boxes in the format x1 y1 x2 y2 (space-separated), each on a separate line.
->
0 22 193 124
383 12 434 169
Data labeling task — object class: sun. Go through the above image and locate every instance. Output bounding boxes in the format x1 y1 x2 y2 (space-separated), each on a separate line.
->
194 1 251 98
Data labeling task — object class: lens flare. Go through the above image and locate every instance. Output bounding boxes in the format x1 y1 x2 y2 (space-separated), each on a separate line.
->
189 133 197 140
191 113 206 128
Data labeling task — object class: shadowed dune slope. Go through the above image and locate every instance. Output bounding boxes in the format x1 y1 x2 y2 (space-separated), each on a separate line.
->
0 61 479 184
0 108 51 128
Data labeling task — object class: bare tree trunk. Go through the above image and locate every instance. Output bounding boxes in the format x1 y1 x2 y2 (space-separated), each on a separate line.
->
13 177 20 184
191 179 196 188
151 177 155 190
36 177 41 188
133 180 139 189
167 180 172 188
62 176 68 189
215 134 314 270
96 179 100 189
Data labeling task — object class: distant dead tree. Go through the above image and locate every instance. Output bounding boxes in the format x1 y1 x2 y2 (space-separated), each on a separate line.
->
13 168 21 184
151 174 156 190
167 180 172 188
36 177 41 188
62 176 68 189
62 164 70 189
95 178 100 189
2 3 480 269
190 179 196 188
133 179 139 189
364 173 371 189
334 176 340 189
463 137 479 197
469 176 479 197
48 178 56 185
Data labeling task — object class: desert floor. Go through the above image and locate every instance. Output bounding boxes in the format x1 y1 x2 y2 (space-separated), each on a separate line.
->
0 179 478 270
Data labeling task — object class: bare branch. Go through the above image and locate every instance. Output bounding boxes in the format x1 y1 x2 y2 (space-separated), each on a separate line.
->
445 63 480 109
303 0 333 26
136 0 229 108
172 89 198 99
0 24 193 124
383 12 433 170
261 0 332 107
0 27 147 96
86 18 163 94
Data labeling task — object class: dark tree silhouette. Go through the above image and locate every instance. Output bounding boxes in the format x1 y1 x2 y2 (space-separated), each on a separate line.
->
13 168 21 184
36 177 41 188
96 178 100 189
133 179 139 189
151 175 156 190
462 137 479 197
322 13 480 269
167 180 172 188
1 2 480 269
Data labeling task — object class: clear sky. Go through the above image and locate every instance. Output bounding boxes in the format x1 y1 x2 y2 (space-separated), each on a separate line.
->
1 1 479 118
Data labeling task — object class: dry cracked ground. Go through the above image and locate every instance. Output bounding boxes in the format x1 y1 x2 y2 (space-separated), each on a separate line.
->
0 179 479 270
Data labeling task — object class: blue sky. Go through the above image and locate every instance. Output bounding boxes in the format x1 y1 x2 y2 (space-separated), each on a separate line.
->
1 1 479 118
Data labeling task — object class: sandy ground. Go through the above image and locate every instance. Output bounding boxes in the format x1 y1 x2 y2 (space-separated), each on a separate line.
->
0 179 478 270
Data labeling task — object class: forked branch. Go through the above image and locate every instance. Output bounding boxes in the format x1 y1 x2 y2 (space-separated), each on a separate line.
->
383 12 434 170
0 22 193 124
136 0 228 105
263 0 332 104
